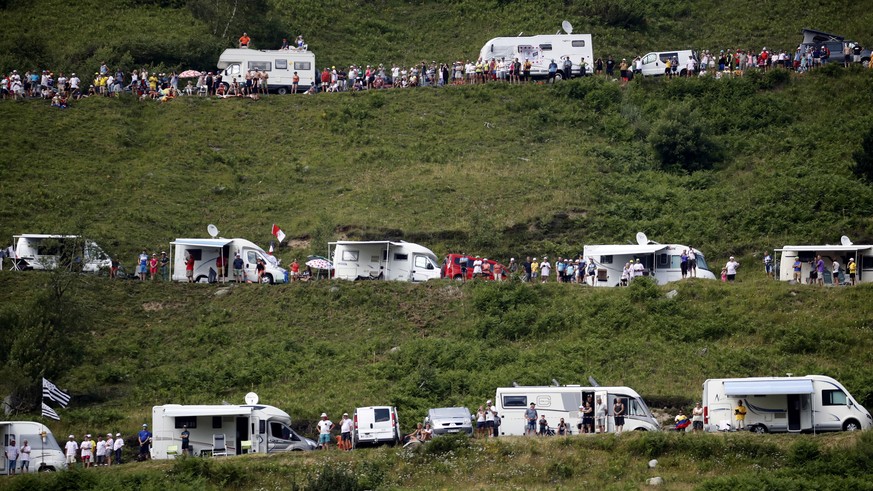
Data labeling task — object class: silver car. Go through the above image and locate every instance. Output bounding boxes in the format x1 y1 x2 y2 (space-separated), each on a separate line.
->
425 407 473 436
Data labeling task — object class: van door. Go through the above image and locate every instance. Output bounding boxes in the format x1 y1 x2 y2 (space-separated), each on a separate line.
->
243 249 262 282
390 252 411 281
595 390 609 433
235 417 249 455
787 394 802 431
411 254 436 282
267 421 300 452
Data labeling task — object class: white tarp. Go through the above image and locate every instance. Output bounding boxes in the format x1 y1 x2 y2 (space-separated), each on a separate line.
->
723 379 814 396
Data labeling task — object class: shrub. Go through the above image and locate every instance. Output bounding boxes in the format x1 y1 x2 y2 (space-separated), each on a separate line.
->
648 101 721 173
852 126 873 183
306 464 362 491
423 433 472 456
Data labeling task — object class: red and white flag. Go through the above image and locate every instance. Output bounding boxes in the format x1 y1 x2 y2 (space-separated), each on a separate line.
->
271 224 286 243
268 242 274 255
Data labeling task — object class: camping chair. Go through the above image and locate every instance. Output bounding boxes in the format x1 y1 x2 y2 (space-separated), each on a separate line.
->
212 434 228 457
240 440 252 455
166 445 179 459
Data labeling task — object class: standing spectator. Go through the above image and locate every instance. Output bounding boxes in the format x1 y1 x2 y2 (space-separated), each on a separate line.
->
493 261 504 281
848 257 857 285
613 398 625 434
149 253 158 280
233 253 245 283
540 256 551 283
473 257 483 278
725 256 740 282
215 253 225 283
185 253 195 283
522 256 532 282
524 403 537 435
256 258 265 282
620 262 630 287
792 257 803 283
180 425 191 456
763 252 773 278
290 258 300 281
340 413 353 451
104 434 113 467
508 258 517 276
605 55 615 77
113 433 124 464
64 435 78 466
160 251 170 280
138 249 148 280
692 402 704 433
680 250 689 279
531 257 540 280
138 424 151 460
317 413 334 450
547 59 558 83
485 401 495 438
19 439 30 473
853 43 863 64
734 400 747 430
582 401 594 433
832 260 841 286
843 43 853 67
5 438 18 475
619 58 629 85
586 257 597 286
523 59 532 82
557 418 569 436
538 414 549 436
239 32 251 48
562 56 573 79
491 409 500 438
481 259 492 279
632 259 645 280
80 435 92 468
594 57 603 76
96 435 107 466
688 248 698 277
475 406 486 438
815 255 825 286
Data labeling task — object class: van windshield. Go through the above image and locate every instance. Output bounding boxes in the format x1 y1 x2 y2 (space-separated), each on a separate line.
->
696 253 710 271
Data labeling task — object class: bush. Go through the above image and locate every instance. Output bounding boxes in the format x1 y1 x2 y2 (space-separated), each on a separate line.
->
852 126 873 183
306 464 362 491
648 101 721 173
422 433 472 456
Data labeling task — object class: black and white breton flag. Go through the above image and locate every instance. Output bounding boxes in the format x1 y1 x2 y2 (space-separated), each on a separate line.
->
42 378 71 408
41 403 61 421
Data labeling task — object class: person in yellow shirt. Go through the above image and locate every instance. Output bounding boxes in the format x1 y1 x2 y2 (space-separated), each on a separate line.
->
531 258 540 280
148 74 158 92
734 400 747 430
848 258 857 285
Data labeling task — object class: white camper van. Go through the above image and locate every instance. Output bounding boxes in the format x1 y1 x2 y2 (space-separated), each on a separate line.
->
702 375 872 433
329 241 441 282
353 406 401 448
494 385 660 436
11 234 111 272
170 237 288 284
0 421 67 473
583 233 716 287
776 238 873 284
151 394 317 459
638 50 698 77
217 48 316 94
479 24 593 80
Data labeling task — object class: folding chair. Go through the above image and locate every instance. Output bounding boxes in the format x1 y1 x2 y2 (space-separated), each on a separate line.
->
240 440 252 454
166 445 179 458
212 434 228 457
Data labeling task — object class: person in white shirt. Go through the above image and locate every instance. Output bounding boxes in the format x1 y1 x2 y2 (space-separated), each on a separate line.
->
725 256 740 282
113 433 124 464
687 249 697 277
472 257 483 278
96 436 107 466
485 402 495 438
64 435 78 466
540 257 551 283
832 260 840 286
595 397 608 434
316 413 334 450
80 435 93 468
19 440 31 473
692 402 705 432
5 439 19 475
104 434 114 467
632 259 645 279
339 413 353 451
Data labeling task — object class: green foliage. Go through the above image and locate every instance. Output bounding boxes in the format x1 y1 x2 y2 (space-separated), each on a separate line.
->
648 100 721 173
306 464 363 491
852 125 873 183
421 433 472 456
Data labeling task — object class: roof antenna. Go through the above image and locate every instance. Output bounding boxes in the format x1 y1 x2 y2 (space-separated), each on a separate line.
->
588 376 601 387
552 378 560 387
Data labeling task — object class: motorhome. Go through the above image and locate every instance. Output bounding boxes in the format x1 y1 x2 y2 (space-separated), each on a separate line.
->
493 385 660 436
217 48 316 94
0 421 67 473
583 233 716 287
11 234 111 272
638 50 698 76
170 237 288 284
329 241 441 282
702 375 872 433
775 238 872 284
353 406 401 447
478 23 593 80
151 393 317 459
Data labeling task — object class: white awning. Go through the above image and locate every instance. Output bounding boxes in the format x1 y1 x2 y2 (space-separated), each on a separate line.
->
159 405 254 417
583 244 667 256
329 241 403 246
776 245 872 253
723 379 814 396
170 238 234 248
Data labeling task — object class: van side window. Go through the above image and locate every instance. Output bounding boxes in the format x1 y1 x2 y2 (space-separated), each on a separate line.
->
394 253 408 261
600 255 613 264
185 249 203 261
659 53 677 63
571 40 585 47
270 422 293 440
275 59 288 70
342 250 359 261
414 256 428 268
175 416 197 429
212 416 222 429
502 395 527 407
643 54 657 64
374 408 391 423
248 61 272 71
246 251 258 264
822 389 848 406
294 61 311 71
226 64 241 76
658 254 670 267
540 44 552 51
863 256 873 270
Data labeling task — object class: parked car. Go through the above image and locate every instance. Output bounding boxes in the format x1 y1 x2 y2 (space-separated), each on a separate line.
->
424 407 473 436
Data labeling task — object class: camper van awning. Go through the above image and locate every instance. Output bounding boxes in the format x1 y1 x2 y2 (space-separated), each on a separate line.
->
160 405 254 417
329 241 404 246
584 244 667 256
723 379 814 396
776 245 873 253
171 238 234 248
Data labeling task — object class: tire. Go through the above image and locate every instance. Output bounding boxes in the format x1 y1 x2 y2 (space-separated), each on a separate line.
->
751 425 768 434
633 427 648 431
38 466 56 472
276 87 288 95
554 71 564 82
453 274 463 281
196 276 208 283
263 273 274 284
843 419 861 432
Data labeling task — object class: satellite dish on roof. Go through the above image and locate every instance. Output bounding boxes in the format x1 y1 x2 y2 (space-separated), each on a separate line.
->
207 224 219 238
636 232 648 245
841 235 853 246
562 20 573 34
244 392 259 405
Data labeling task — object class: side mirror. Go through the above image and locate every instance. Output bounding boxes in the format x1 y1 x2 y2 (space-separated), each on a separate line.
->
848 399 854 407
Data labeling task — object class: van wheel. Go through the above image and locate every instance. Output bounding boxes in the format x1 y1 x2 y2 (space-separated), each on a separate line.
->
277 87 288 95
453 274 463 281
751 425 768 434
680 69 688 77
633 428 648 431
262 273 274 284
843 419 861 431
38 466 56 472
554 71 564 82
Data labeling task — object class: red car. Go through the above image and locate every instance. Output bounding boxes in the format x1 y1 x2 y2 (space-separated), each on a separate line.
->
441 254 507 281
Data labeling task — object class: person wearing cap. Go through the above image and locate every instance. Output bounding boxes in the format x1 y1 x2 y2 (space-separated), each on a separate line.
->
632 258 645 280
104 434 114 467
725 256 740 282
485 401 496 437
64 435 78 465
138 424 152 460
524 402 537 435
540 256 551 283
138 249 148 281
316 413 334 450
81 435 93 468
5 437 19 475
531 257 540 280
233 253 245 283
113 433 124 464
472 256 483 278
848 257 857 285
339 413 353 450
160 251 170 281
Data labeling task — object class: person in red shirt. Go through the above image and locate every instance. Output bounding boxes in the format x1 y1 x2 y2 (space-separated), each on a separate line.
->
185 254 195 283
216 254 225 282
239 33 251 48
320 68 330 92
493 262 504 281
149 254 159 280
291 259 300 281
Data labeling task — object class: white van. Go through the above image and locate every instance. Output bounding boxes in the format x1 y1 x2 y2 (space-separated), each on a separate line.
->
638 50 698 77
494 385 660 435
170 237 288 284
353 406 401 447
702 375 872 433
330 241 441 282
583 233 716 286
425 407 473 436
775 239 873 284
11 234 111 272
151 393 317 459
479 30 593 80
217 48 316 94
0 421 67 473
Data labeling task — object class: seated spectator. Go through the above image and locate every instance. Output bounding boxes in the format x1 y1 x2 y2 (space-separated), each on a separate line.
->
557 418 569 436
239 32 251 48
